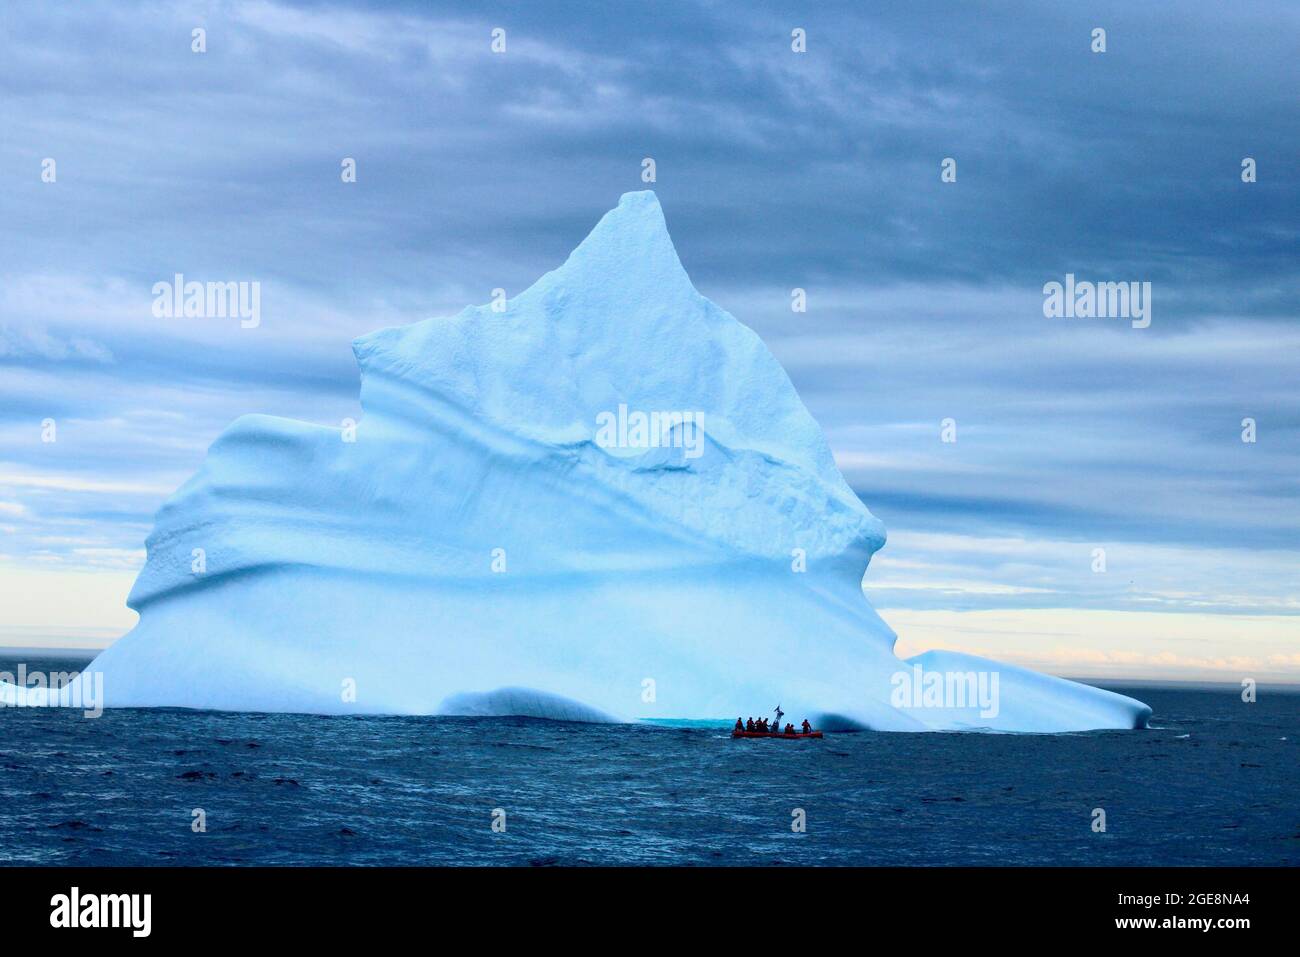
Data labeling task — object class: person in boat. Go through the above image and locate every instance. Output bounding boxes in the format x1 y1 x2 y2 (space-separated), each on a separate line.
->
745 717 755 732
760 718 769 732
735 718 744 732
784 723 795 735
801 718 812 734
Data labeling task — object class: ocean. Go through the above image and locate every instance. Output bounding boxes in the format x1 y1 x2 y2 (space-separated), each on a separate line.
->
1 655 1294 866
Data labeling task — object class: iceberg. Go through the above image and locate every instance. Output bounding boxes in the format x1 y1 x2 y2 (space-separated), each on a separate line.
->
4 192 1150 732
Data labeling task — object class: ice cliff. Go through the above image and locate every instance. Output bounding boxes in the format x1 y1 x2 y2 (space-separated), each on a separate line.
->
4 192 1150 731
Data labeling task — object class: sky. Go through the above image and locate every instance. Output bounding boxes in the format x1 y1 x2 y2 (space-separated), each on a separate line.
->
0 0 1296 681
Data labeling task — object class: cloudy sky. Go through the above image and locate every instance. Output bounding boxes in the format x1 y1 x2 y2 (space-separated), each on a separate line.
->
1 0 1296 681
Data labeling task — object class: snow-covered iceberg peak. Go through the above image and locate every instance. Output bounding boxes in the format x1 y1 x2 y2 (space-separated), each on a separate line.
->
10 191 1149 731
341 190 879 577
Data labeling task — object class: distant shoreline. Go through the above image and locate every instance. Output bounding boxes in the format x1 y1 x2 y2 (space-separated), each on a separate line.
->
1080 676 1300 693
0 647 100 661
0 649 1295 694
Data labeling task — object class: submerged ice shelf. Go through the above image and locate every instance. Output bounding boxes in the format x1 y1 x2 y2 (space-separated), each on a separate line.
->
4 192 1149 731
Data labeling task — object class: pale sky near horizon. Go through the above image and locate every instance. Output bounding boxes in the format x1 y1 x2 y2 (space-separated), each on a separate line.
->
1 1 1296 682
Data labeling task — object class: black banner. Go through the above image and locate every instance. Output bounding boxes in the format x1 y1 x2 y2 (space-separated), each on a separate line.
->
2 866 1282 941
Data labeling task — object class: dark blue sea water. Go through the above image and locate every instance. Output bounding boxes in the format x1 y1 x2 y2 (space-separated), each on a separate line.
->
1 655 1295 866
